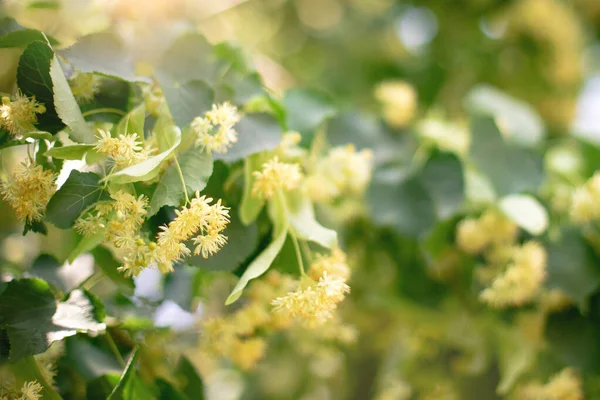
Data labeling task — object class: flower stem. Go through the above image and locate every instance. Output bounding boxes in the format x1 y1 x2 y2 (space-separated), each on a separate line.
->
82 108 127 117
105 330 126 367
173 157 190 204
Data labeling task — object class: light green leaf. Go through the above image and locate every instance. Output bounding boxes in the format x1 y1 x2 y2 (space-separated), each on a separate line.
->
115 104 146 136
499 194 548 235
46 170 109 229
495 324 536 395
148 148 213 216
107 126 181 184
107 348 154 400
68 231 106 263
239 152 266 225
0 29 53 48
286 190 337 249
465 84 545 147
49 51 95 143
225 194 289 305
60 32 138 81
45 144 94 160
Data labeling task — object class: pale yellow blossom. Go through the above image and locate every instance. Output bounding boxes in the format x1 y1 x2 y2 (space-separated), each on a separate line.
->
0 91 45 137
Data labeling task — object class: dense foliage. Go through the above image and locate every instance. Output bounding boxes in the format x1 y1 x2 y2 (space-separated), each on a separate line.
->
2 0 600 399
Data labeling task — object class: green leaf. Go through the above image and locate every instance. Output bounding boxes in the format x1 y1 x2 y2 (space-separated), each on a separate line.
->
155 33 221 85
60 33 138 81
226 195 289 304
17 40 64 132
148 147 213 216
115 103 146 136
498 194 548 236
545 229 600 310
470 116 544 197
419 151 465 220
159 80 214 129
465 84 545 146
50 52 96 143
286 190 337 249
239 152 267 225
156 379 188 400
214 113 283 163
108 348 155 400
107 126 182 184
0 29 51 48
546 308 600 373
30 253 94 292
176 356 205 400
45 144 94 160
188 210 259 272
495 323 536 395
91 247 134 295
368 172 437 237
284 89 336 145
67 231 105 263
66 336 122 381
46 170 109 229
0 279 105 361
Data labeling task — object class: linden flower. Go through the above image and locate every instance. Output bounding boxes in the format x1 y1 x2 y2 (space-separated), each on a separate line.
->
155 192 230 272
252 156 303 199
456 210 518 255
69 72 100 103
271 273 350 327
230 338 267 371
306 145 373 202
309 248 351 282
20 380 43 400
374 80 417 128
570 172 600 223
0 91 46 137
94 129 149 167
192 102 241 154
519 368 583 400
480 241 547 308
0 161 56 223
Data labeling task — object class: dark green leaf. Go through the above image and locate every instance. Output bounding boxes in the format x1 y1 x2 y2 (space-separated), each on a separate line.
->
284 89 335 145
214 113 283 163
368 173 436 237
17 40 64 132
156 379 189 400
108 348 155 400
66 336 122 381
23 219 48 235
46 170 109 229
91 247 134 295
159 80 214 128
545 229 600 310
419 151 465 220
176 356 205 400
470 116 544 197
188 210 259 272
149 148 213 216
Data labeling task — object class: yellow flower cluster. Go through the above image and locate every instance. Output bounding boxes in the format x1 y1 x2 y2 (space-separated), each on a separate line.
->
308 248 351 282
252 156 303 199
94 129 150 167
306 145 373 203
271 273 350 327
570 172 600 223
192 102 241 154
155 193 230 272
76 191 230 276
0 91 46 137
374 80 417 128
417 115 470 156
0 160 57 223
456 210 518 255
69 73 100 103
519 368 583 400
479 241 547 308
0 374 43 400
